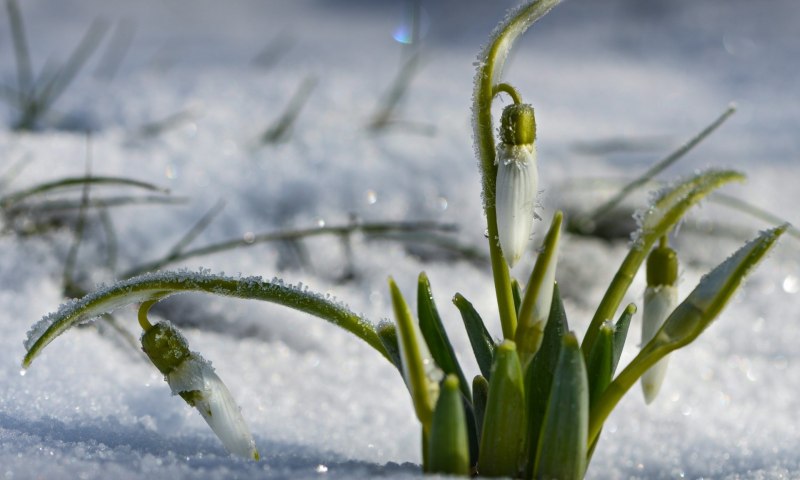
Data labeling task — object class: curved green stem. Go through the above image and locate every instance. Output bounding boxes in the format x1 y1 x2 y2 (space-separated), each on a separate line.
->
473 0 561 339
23 271 391 367
492 83 522 105
138 300 156 331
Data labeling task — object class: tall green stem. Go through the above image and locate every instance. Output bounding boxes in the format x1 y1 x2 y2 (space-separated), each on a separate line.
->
475 58 516 338
472 0 561 340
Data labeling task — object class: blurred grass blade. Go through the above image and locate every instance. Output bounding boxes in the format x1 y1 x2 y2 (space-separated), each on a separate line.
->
523 282 569 478
6 0 33 105
38 18 110 113
428 375 470 476
710 191 800 241
589 225 787 445
97 204 118 276
576 105 737 233
516 210 562 365
23 271 392 368
134 108 199 139
583 169 746 357
6 195 186 215
0 153 32 191
94 18 136 81
252 34 294 69
62 159 93 297
453 293 495 380
417 272 470 398
123 219 456 278
166 199 226 257
534 332 588 480
0 175 169 208
478 340 526 478
259 76 317 144
367 51 434 135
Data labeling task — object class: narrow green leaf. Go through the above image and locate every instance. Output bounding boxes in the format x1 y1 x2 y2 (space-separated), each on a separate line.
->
376 322 403 372
611 303 636 373
586 304 634 468
472 374 489 454
418 272 470 399
23 271 391 368
389 278 435 430
478 340 526 478
589 225 787 446
516 210 562 366
534 333 588 480
523 282 568 479
511 278 523 316
462 393 480 470
586 323 614 409
429 375 470 476
453 293 496 380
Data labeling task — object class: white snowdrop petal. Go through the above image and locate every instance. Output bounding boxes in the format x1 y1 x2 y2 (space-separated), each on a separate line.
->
496 144 538 267
641 285 678 404
168 355 259 460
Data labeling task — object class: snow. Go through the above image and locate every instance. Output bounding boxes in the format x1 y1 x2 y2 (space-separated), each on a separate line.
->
1 0 799 478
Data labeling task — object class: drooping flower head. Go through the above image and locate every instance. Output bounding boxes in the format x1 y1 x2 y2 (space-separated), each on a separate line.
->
640 239 678 404
141 321 260 460
495 103 538 267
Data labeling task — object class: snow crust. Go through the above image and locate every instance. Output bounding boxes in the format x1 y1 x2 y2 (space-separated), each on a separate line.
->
1 0 799 479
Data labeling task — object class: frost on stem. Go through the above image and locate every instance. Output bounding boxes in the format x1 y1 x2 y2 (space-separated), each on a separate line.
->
470 0 561 211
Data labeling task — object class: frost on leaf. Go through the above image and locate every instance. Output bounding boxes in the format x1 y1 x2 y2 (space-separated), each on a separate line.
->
629 169 745 248
23 269 377 368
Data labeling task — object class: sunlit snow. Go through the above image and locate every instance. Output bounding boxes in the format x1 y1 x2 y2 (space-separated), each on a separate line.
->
1 0 798 478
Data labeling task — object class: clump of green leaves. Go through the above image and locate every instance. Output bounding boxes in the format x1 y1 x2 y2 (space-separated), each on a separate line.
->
20 0 788 476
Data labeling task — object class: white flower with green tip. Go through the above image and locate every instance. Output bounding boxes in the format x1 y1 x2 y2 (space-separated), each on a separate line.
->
495 103 538 268
141 321 260 460
641 240 678 404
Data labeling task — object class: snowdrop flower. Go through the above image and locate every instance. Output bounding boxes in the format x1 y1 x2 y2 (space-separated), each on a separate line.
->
141 321 260 460
495 103 538 267
641 239 678 404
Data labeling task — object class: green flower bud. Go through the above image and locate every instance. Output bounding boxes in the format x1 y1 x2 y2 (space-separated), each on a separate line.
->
140 321 259 460
646 242 678 287
141 322 192 375
500 104 536 146
641 241 679 403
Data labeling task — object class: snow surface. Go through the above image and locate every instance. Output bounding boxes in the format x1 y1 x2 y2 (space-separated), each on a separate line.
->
1 0 799 478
